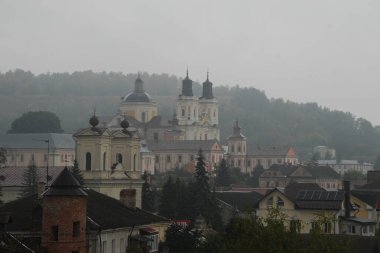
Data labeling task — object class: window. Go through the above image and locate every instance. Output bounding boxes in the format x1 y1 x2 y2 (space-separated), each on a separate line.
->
178 155 182 163
116 153 123 163
154 132 159 142
238 144 241 152
31 154 35 161
349 225 356 234
277 197 284 207
231 145 235 152
120 238 125 253
20 154 24 162
155 155 159 163
204 133 207 140
267 196 273 207
190 155 194 161
51 225 58 241
323 222 331 233
166 155 171 163
182 108 185 117
103 152 107 171
247 160 251 167
238 160 241 166
102 241 107 253
147 233 159 252
141 112 146 122
73 221 80 237
133 154 136 171
310 222 319 232
85 152 91 171
44 154 47 161
111 239 115 253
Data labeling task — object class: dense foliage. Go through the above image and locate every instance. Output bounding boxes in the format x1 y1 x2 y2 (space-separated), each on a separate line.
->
1 70 380 160
9 111 63 133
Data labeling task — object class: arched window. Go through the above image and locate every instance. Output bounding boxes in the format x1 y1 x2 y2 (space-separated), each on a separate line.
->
141 112 146 122
116 153 123 164
238 144 241 152
103 152 107 171
133 154 137 171
231 145 235 152
85 152 91 171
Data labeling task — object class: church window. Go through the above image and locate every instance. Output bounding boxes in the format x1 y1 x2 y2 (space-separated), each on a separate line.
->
85 152 91 171
247 160 251 167
154 132 159 142
182 108 185 117
72 221 80 237
258 159 261 165
231 145 235 152
20 154 24 162
238 160 241 167
51 225 59 241
190 155 194 161
141 112 146 122
133 154 137 171
213 110 216 117
204 134 207 140
155 155 159 163
116 153 123 163
238 145 241 152
31 154 35 161
166 155 171 163
103 152 107 171
194 109 196 117
178 155 182 163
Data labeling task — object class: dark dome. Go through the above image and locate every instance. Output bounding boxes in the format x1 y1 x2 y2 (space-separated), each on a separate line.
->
120 118 129 129
89 115 99 127
122 92 152 103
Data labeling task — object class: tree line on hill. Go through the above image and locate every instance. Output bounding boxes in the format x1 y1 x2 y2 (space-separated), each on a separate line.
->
1 69 380 160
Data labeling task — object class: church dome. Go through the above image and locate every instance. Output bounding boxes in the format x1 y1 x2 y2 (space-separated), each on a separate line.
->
122 74 152 103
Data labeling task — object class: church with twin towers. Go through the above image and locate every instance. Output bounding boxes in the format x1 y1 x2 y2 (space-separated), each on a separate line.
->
103 70 220 142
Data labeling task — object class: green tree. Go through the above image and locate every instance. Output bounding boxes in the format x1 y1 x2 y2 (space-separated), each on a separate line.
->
8 111 63 133
71 160 84 185
142 172 156 212
159 176 177 218
162 223 202 253
20 163 39 197
248 164 264 187
215 159 231 187
191 149 222 230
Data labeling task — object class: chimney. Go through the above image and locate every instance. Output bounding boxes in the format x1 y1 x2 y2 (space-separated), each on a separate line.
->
120 189 136 209
344 181 351 218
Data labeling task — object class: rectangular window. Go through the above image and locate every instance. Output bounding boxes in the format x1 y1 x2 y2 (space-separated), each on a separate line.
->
148 234 159 252
166 155 171 163
290 220 301 233
120 238 125 253
73 221 80 237
349 225 356 234
102 241 107 253
51 225 58 241
247 160 251 167
44 154 48 161
178 155 182 163
323 223 331 233
111 239 115 253
155 155 159 163
20 154 24 162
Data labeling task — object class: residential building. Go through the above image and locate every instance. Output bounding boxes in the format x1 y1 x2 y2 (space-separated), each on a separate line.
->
317 160 373 176
255 182 376 236
227 121 298 173
259 164 342 190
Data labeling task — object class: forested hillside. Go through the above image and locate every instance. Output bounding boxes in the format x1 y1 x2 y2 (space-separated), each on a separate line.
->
1 69 379 161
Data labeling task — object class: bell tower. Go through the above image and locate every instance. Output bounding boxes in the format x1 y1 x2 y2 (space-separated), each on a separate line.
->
41 167 88 253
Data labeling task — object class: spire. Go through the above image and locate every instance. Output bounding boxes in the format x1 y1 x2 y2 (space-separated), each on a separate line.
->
181 68 193 96
200 71 214 99
43 167 87 196
134 72 144 93
230 120 245 139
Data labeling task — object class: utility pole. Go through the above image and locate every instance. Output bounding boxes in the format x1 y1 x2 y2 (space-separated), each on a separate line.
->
45 139 50 186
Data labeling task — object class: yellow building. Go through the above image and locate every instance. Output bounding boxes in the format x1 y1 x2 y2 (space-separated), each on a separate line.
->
74 114 144 208
255 182 376 235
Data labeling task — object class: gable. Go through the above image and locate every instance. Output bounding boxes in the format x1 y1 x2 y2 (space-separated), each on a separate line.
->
258 189 295 210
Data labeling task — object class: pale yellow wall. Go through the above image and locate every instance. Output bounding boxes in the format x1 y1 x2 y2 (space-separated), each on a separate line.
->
256 190 341 234
120 102 158 123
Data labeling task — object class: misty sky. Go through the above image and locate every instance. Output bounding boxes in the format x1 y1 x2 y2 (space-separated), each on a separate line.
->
1 1 379 125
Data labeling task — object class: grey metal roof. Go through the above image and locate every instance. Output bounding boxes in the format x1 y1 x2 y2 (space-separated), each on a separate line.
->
0 133 74 149
248 145 292 156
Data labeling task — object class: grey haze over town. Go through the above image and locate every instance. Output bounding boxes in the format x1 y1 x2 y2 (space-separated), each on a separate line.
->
1 0 379 125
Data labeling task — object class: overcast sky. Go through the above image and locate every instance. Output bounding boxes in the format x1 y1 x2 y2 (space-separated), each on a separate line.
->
1 1 379 124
